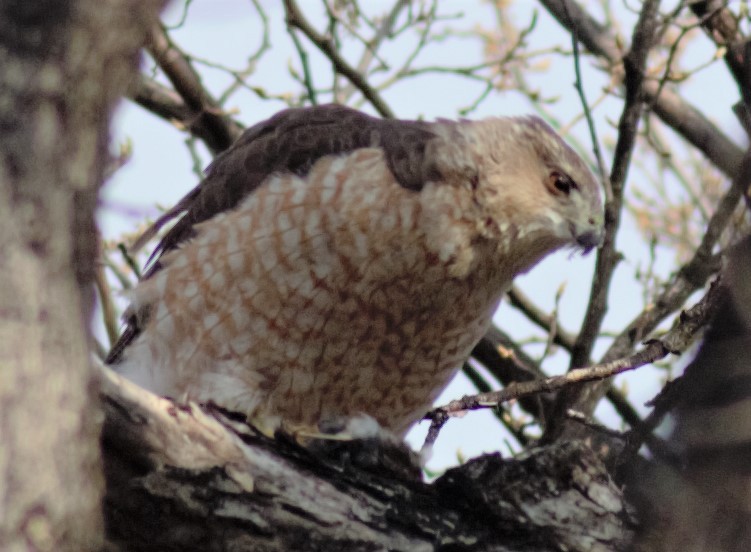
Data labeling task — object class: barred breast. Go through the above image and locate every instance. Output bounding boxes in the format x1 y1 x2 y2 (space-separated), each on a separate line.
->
119 148 509 436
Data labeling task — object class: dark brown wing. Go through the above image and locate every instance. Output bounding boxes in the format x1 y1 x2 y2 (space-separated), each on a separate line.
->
106 104 439 364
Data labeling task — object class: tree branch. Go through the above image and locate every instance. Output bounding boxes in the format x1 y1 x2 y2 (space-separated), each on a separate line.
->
128 74 244 155
0 0 166 548
690 0 750 104
101 367 633 551
470 326 554 422
501 287 642 431
507 285 577 350
570 0 661 373
428 275 719 447
539 0 744 178
337 0 411 103
532 0 747 443
545 0 663 441
633 235 751 552
561 147 750 423
144 23 243 153
283 0 395 118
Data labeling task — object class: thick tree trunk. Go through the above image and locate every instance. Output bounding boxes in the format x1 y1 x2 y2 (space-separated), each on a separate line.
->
633 236 751 552
0 2 163 550
101 368 634 552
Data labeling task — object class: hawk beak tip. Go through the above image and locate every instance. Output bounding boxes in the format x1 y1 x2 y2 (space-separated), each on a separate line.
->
575 229 604 254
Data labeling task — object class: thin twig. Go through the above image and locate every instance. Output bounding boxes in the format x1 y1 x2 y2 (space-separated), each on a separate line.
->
145 23 242 153
555 154 746 420
544 0 664 442
540 0 744 178
496 286 643 431
94 259 120 348
620 276 725 460
507 285 576 350
287 27 318 105
337 0 411 103
424 280 717 448
471 326 551 421
217 0 271 105
283 0 395 118
102 256 133 291
426 344 664 450
462 363 529 446
570 0 662 371
118 243 141 280
565 0 608 187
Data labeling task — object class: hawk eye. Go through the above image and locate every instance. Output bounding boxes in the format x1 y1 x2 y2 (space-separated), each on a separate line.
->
549 172 577 196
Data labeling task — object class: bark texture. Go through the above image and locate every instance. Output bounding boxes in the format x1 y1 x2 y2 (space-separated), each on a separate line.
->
101 368 634 552
633 236 751 552
0 1 163 550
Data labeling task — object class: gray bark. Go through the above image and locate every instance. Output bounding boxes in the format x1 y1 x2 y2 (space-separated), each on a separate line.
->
0 2 163 550
101 368 634 552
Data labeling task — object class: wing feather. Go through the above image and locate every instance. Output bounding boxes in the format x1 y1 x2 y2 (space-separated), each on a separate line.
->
107 104 439 364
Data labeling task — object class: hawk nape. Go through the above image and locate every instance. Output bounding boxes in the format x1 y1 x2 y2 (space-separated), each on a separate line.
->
107 104 603 438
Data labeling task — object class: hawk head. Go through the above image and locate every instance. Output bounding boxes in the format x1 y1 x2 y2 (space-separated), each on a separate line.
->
448 115 604 266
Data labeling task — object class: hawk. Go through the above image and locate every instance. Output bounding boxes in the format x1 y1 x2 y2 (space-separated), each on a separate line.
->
107 104 603 438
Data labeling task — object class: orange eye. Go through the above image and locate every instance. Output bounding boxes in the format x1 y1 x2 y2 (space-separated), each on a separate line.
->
548 172 577 196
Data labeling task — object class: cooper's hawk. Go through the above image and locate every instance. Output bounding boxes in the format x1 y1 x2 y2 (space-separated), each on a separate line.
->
107 104 603 437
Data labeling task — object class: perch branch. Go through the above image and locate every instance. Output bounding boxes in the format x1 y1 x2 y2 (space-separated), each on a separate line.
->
100 366 633 551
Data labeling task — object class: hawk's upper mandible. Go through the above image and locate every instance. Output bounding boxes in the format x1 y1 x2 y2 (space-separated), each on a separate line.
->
108 104 603 437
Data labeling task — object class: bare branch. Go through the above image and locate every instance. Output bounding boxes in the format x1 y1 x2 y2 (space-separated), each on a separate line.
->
283 0 395 118
145 23 242 153
129 74 190 123
462 362 530 446
94 257 119 348
427 343 666 449
501 286 643 430
101 366 633 551
539 0 744 178
690 1 749 100
560 150 751 424
288 27 319 104
570 0 662 371
129 75 244 154
470 326 553 422
347 0 410 90
566 5 609 186
542 0 664 442
507 285 577 350
427 274 718 448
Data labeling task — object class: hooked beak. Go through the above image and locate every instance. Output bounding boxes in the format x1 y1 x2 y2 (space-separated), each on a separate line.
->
574 227 604 255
